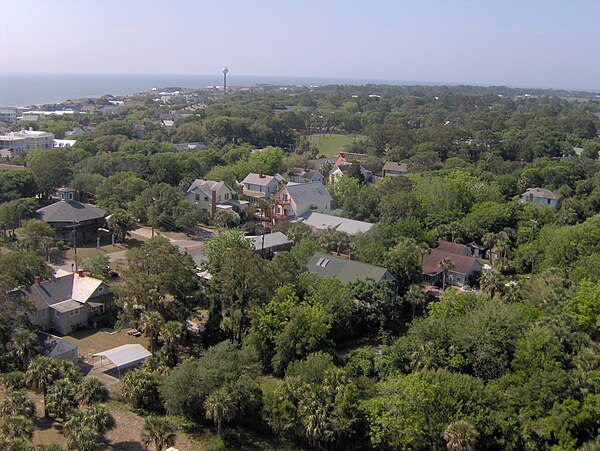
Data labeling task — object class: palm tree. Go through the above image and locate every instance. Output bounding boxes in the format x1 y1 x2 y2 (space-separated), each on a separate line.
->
65 405 115 436
494 230 511 261
46 379 78 420
141 415 177 451
405 284 426 320
204 387 237 435
418 242 431 267
10 329 40 371
139 310 165 355
479 269 504 299
76 378 109 406
482 232 496 263
0 415 33 442
159 320 186 366
442 419 479 451
25 356 60 418
65 426 103 451
438 257 455 290
0 389 36 418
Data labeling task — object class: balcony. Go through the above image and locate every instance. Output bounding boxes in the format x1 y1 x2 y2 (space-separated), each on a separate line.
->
276 196 291 206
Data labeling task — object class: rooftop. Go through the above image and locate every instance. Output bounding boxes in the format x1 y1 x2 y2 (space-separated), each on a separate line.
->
297 212 373 235
242 172 279 187
37 199 106 223
187 179 228 196
247 232 292 251
422 248 480 276
283 181 332 205
522 187 562 200
308 252 395 284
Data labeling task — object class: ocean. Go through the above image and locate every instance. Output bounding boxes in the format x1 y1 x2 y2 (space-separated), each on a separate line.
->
0 72 407 107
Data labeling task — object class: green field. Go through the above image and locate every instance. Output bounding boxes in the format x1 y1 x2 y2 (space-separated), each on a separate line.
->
308 133 367 157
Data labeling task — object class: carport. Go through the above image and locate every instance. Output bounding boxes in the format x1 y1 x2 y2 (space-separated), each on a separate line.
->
92 344 151 377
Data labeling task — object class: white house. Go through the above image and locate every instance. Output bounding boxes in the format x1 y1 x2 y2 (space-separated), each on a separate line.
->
287 167 324 184
185 179 236 217
329 162 373 183
521 187 561 209
241 173 281 201
273 182 332 222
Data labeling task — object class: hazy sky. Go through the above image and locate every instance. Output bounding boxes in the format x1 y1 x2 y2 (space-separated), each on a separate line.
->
2 0 600 90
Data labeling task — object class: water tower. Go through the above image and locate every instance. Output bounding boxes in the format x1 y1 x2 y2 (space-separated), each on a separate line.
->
222 67 229 94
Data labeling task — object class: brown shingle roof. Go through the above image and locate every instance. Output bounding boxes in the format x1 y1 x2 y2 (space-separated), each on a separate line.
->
422 249 479 275
436 240 470 256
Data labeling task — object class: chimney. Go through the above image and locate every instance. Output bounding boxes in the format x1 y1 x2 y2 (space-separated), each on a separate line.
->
34 276 41 285
211 190 217 218
259 171 265 178
77 270 85 277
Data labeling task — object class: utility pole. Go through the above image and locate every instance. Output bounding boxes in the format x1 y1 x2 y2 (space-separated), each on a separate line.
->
151 197 156 238
72 220 78 271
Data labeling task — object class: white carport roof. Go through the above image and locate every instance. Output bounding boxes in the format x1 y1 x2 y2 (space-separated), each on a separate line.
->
93 344 151 370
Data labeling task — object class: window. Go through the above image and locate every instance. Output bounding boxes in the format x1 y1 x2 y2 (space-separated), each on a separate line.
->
70 308 80 317
218 195 221 202
55 311 60 318
225 193 230 200
195 193 200 201
98 287 104 292
204 196 209 201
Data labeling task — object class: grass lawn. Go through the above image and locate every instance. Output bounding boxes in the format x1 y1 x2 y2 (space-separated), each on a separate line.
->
308 133 367 157
60 236 146 262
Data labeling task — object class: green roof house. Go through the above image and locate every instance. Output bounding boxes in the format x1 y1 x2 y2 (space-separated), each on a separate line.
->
307 252 396 286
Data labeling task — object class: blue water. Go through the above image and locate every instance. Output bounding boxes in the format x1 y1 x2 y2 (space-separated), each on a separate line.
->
0 72 409 107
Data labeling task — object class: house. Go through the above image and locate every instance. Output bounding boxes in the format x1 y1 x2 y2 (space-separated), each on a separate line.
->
184 179 236 218
241 172 281 201
36 188 106 242
162 119 175 132
287 167 324 184
296 212 373 235
329 162 373 183
521 187 561 209
247 232 293 257
37 332 78 362
382 161 408 177
422 248 482 288
436 240 471 256
308 252 397 287
21 271 114 335
309 157 338 171
273 182 332 223
0 129 55 156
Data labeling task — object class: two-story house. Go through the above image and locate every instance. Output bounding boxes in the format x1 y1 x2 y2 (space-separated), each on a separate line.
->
241 172 281 202
36 188 106 242
184 179 236 217
21 270 115 335
421 241 483 288
521 187 562 209
287 167 324 184
381 161 409 177
273 182 332 223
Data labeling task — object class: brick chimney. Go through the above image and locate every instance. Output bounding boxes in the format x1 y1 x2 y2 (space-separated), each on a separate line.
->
34 276 41 285
211 190 217 218
259 171 265 178
77 270 85 277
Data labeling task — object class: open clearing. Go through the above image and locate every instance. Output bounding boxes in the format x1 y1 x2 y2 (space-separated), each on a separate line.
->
309 133 367 157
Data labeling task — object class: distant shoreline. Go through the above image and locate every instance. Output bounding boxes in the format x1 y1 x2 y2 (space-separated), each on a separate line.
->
1 72 598 108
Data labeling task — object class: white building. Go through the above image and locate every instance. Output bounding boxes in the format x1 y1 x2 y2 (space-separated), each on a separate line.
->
0 109 17 123
184 179 236 217
241 173 281 201
20 110 75 121
273 182 332 222
0 129 55 156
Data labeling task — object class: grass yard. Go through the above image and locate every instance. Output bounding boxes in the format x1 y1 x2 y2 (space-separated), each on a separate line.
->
308 133 367 157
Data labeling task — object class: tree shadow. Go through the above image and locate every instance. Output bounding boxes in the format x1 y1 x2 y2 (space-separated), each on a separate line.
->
109 440 146 450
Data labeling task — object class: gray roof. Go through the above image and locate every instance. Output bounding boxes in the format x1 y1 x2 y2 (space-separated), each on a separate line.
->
309 157 338 170
289 167 321 179
93 344 151 369
297 212 373 235
241 173 279 187
37 200 106 223
247 232 292 251
383 161 408 172
523 187 562 200
187 179 228 196
51 299 84 313
22 272 106 311
308 252 395 284
37 332 78 357
283 182 332 205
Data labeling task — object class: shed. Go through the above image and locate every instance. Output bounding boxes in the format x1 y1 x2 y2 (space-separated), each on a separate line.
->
92 344 151 376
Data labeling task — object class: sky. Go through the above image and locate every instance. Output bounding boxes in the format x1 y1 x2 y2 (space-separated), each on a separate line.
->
1 0 600 90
